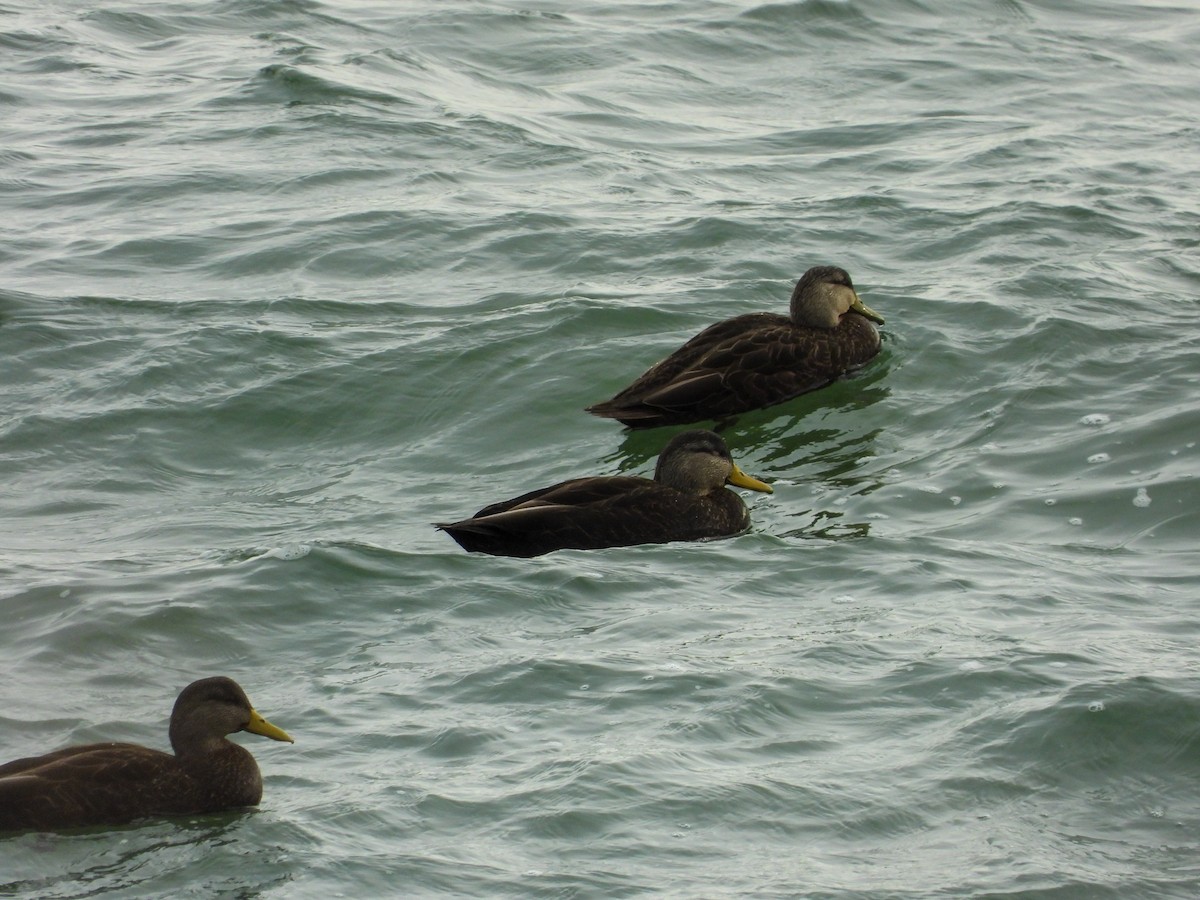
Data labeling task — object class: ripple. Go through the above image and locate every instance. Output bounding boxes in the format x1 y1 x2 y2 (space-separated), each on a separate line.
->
3 0 1199 895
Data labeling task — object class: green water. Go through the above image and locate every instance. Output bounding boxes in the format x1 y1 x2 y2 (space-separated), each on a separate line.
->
2 0 1199 896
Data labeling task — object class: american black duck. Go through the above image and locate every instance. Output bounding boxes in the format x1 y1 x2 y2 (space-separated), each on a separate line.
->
0 676 293 833
436 429 773 558
586 265 885 429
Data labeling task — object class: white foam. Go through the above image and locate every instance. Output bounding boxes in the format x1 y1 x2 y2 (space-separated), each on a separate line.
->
264 543 312 560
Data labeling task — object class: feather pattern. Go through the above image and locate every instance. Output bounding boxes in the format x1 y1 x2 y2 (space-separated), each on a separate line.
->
587 266 884 428
0 677 293 833
436 430 773 558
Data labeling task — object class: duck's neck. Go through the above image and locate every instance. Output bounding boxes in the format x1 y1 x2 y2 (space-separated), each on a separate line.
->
655 454 728 495
790 283 843 329
169 719 254 772
173 735 263 805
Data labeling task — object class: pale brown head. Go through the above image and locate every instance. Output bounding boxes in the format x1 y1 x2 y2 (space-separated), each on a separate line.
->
789 265 884 329
168 676 293 757
652 430 773 496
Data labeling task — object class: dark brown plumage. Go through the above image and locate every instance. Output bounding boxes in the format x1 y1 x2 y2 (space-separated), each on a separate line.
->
0 676 293 833
436 429 773 558
586 265 885 429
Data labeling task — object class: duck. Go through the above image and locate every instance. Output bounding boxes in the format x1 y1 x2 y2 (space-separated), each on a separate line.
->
586 265 885 429
436 429 773 558
0 676 293 832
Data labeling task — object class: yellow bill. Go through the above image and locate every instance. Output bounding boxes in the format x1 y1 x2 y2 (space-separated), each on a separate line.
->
850 292 884 325
727 463 773 494
245 708 295 743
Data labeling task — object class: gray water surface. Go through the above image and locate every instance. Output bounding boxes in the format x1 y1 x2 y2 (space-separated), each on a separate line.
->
2 0 1199 896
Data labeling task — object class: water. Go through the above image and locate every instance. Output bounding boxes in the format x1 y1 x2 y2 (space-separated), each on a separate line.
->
3 0 1199 895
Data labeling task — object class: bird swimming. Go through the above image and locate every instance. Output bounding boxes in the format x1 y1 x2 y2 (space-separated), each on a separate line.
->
436 429 773 558
0 676 293 832
586 265 884 429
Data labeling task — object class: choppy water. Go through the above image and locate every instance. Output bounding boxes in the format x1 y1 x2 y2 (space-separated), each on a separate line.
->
3 0 1200 896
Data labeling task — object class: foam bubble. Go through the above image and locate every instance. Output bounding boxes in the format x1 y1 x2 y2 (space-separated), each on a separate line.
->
1133 488 1151 508
1087 453 1110 464
1080 413 1111 426
264 544 311 560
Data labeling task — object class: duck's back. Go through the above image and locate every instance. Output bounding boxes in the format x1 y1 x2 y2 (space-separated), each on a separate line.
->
438 476 750 558
588 312 880 428
0 741 261 831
